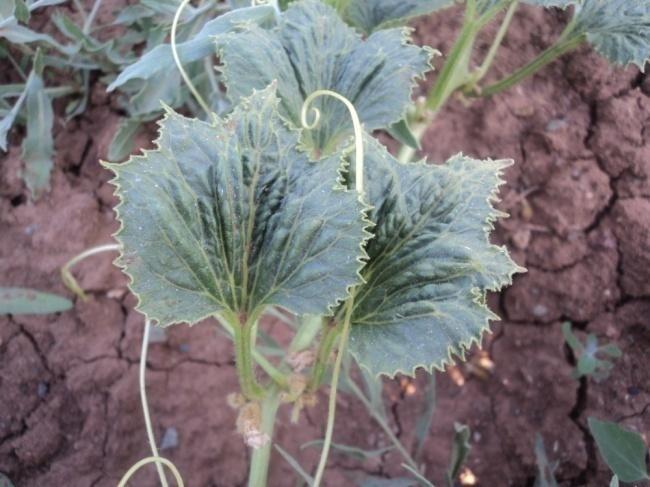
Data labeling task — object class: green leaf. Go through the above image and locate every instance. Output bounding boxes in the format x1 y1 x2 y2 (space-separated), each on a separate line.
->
402 464 434 487
446 423 471 486
107 6 276 91
387 118 421 151
341 0 453 35
610 475 619 487
414 373 436 460
522 0 573 7
572 0 650 71
275 444 314 485
215 0 433 155
14 0 29 23
348 136 522 377
0 19 74 54
0 287 73 315
107 119 141 162
21 50 54 199
534 434 559 487
105 85 369 326
301 440 394 460
0 80 28 151
588 418 650 483
0 473 15 487
360 477 417 487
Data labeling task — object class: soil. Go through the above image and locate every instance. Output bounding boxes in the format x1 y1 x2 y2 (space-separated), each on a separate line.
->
1 3 649 487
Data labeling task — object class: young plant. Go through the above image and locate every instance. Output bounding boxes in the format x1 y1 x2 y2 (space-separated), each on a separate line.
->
562 321 622 382
103 1 523 484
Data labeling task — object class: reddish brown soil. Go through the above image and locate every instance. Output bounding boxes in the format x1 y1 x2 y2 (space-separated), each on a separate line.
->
1 3 649 487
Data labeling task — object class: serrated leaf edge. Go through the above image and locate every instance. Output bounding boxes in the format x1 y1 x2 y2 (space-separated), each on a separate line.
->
102 84 374 326
351 150 526 378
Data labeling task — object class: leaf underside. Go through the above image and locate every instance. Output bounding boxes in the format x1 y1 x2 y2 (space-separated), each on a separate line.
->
106 85 369 326
214 0 433 155
348 136 522 377
573 0 650 71
342 0 454 35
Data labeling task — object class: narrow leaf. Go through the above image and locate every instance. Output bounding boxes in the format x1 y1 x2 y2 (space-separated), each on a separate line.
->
348 136 523 377
0 287 72 315
107 6 276 91
215 0 433 155
534 434 559 487
446 423 471 486
105 85 369 326
402 464 434 487
107 119 141 162
588 418 649 483
0 78 29 151
275 444 314 485
301 440 394 461
387 118 421 151
21 51 54 198
414 373 436 460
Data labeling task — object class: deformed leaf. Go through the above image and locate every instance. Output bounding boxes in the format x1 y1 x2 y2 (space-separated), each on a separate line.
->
341 0 454 35
215 0 433 155
105 85 369 326
588 417 650 483
107 5 276 91
573 0 650 71
387 118 421 151
348 136 523 377
0 287 72 315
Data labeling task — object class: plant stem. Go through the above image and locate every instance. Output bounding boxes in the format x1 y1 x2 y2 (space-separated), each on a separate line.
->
476 32 585 97
465 1 518 90
307 321 340 392
233 312 266 401
218 314 289 389
247 389 281 487
397 1 480 162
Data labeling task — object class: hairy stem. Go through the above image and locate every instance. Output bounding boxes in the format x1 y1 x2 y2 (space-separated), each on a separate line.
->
233 312 266 401
307 321 341 392
247 389 281 487
218 314 289 389
466 1 519 90
476 30 585 97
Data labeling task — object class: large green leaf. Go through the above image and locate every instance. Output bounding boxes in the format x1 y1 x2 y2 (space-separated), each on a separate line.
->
588 418 650 483
341 0 454 35
105 85 369 326
214 0 433 155
573 0 650 70
348 137 522 377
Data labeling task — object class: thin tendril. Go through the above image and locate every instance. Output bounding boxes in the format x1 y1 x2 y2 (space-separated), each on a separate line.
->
140 320 170 487
300 90 364 195
61 243 120 300
117 456 184 487
301 90 364 486
312 299 354 486
171 0 215 122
